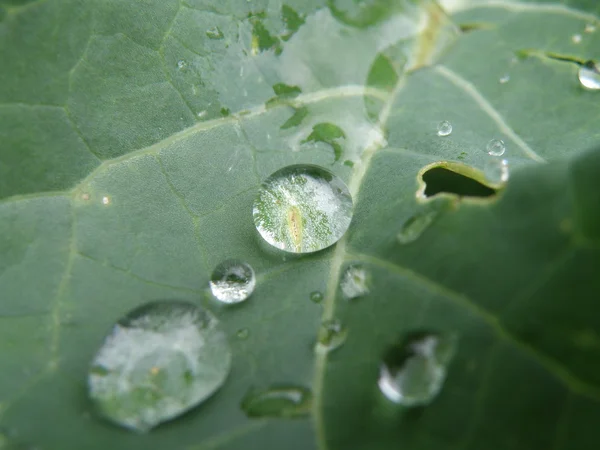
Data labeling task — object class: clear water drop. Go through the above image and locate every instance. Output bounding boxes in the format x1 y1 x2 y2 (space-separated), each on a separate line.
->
584 24 596 33
397 210 438 244
578 61 600 90
88 301 231 432
310 291 324 304
378 331 457 407
340 265 369 300
209 260 255 304
572 33 582 44
436 120 452 137
315 318 347 353
253 165 353 253
499 74 510 84
486 138 506 156
484 158 509 184
236 328 249 340
241 385 312 418
176 59 187 70
205 26 224 40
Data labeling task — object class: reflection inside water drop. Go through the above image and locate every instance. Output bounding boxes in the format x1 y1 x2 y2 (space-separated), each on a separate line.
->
88 301 231 432
253 165 353 253
378 331 457 407
210 260 255 304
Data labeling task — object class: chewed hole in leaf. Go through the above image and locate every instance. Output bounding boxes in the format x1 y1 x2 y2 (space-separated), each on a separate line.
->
419 163 497 199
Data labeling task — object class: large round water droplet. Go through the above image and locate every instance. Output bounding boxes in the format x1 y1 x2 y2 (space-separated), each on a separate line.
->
315 318 347 353
209 260 255 304
486 139 506 156
340 264 369 299
578 61 600 90
241 385 312 418
436 120 452 137
253 165 353 253
378 331 457 407
484 158 509 184
88 301 231 432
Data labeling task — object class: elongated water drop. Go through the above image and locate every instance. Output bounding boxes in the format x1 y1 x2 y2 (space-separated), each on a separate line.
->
315 318 347 353
397 210 438 244
378 331 457 407
340 265 369 300
205 26 224 40
88 301 231 432
578 61 600 90
253 165 353 253
436 120 452 137
484 158 509 184
210 260 255 304
486 139 506 156
241 385 312 418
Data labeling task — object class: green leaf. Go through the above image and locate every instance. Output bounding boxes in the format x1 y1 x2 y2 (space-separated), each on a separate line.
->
1 0 600 449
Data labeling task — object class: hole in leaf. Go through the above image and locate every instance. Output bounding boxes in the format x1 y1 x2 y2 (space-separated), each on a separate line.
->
421 167 496 198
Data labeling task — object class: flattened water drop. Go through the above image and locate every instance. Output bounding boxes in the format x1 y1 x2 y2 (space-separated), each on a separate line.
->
205 26 224 40
578 61 600 90
436 120 452 137
378 331 457 407
310 291 324 304
253 165 353 253
241 385 312 418
397 210 438 244
210 260 255 304
340 265 369 300
88 301 231 432
486 139 506 156
315 318 347 353
484 158 509 184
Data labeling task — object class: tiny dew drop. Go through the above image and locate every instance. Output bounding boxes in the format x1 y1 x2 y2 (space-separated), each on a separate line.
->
176 59 187 70
584 24 596 33
572 33 582 44
310 291 324 304
210 260 255 304
205 26 224 40
499 74 510 84
88 301 231 432
436 120 452 137
241 385 312 418
378 331 457 407
315 318 347 353
340 265 369 300
486 138 506 157
484 158 509 184
236 328 249 340
253 165 353 253
578 61 600 90
397 210 438 245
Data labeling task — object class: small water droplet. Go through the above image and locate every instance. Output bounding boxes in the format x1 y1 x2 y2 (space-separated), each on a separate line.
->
176 59 187 70
499 74 510 84
88 301 231 432
205 26 224 40
484 158 509 184
578 61 600 90
102 196 110 205
572 34 582 44
436 120 452 137
486 138 506 157
315 319 347 353
236 328 249 340
209 260 255 304
197 110 207 118
81 193 90 201
584 24 596 33
340 265 369 300
397 210 438 244
241 385 312 418
378 331 457 406
253 165 353 253
310 291 324 304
